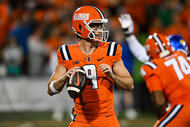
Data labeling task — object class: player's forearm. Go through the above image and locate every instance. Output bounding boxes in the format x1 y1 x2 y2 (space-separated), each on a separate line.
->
154 104 166 119
111 74 134 91
151 91 167 119
126 35 149 63
47 76 67 96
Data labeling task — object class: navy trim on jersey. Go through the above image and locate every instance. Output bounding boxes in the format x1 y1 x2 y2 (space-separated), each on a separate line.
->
60 46 66 60
113 43 118 56
107 42 118 56
60 45 72 61
65 45 72 60
157 105 183 127
107 42 112 56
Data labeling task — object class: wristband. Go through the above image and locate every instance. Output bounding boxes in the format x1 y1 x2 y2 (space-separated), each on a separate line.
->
125 33 133 37
50 80 59 94
122 28 133 37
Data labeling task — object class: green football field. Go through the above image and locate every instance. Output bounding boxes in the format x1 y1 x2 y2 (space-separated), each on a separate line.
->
0 111 156 127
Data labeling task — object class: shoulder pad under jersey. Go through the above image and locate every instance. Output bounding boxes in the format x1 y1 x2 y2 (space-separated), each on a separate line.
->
140 61 157 79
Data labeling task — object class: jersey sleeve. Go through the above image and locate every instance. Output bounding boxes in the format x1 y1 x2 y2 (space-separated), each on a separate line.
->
145 74 163 92
140 62 163 92
107 42 122 62
57 45 72 68
114 43 122 62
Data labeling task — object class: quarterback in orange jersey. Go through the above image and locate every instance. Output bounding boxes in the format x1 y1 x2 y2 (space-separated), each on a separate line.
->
47 6 134 127
140 33 190 127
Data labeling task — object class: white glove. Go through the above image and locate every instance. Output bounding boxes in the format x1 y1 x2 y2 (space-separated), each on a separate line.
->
118 14 134 36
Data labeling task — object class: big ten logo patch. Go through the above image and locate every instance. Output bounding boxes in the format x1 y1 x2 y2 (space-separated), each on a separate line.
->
72 60 80 65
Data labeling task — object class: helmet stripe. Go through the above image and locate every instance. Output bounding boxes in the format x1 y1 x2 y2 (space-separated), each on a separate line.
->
152 33 166 52
91 6 105 19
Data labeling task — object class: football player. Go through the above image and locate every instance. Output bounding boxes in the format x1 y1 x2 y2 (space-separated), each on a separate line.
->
140 33 190 127
118 14 189 63
47 6 134 127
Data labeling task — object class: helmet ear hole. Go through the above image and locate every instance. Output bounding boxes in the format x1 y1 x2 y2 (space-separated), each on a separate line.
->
79 25 82 31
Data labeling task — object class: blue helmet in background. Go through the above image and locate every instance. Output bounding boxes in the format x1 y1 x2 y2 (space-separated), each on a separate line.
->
168 34 188 52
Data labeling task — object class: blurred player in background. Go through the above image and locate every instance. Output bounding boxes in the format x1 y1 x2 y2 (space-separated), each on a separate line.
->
140 33 190 127
118 14 189 63
47 6 134 127
119 13 190 126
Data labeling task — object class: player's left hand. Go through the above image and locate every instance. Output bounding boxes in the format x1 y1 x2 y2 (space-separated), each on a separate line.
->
118 14 134 36
99 64 114 78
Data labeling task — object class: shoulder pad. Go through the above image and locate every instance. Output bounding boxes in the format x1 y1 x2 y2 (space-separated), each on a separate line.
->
177 49 188 56
140 61 157 79
144 61 157 69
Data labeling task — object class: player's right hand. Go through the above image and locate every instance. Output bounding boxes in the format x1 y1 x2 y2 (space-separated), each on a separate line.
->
118 14 134 36
65 67 80 78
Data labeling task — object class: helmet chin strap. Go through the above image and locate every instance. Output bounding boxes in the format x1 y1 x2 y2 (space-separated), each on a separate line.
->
88 30 109 42
87 31 102 44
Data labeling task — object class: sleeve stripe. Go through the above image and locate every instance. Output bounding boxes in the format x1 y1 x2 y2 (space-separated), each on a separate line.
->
107 42 117 56
65 45 72 60
62 45 69 60
113 43 118 56
144 61 157 69
109 42 116 56
60 46 66 60
107 42 111 56
60 45 72 60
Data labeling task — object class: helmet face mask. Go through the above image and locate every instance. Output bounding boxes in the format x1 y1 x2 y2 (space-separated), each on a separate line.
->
145 33 172 59
87 22 109 42
72 6 109 44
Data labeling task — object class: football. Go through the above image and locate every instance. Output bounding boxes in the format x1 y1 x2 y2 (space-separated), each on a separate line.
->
66 68 87 98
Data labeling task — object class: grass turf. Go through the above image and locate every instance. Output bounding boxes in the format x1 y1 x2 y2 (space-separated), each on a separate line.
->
0 111 156 127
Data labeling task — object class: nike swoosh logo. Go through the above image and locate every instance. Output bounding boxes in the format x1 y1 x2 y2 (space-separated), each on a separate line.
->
75 73 80 86
97 57 104 61
105 114 113 117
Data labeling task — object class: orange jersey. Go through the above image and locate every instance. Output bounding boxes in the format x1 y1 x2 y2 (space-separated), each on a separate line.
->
57 42 122 115
140 51 190 105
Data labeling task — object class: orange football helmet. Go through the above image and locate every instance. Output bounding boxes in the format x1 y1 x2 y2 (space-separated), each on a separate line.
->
72 6 109 43
145 33 172 59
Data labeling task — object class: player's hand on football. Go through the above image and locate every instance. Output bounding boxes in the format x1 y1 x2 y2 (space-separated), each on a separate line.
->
99 64 114 78
65 67 80 78
118 14 134 36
